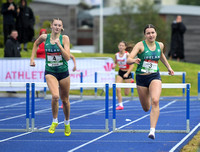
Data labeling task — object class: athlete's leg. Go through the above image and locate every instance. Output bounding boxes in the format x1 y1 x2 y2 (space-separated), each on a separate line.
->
45 75 59 119
137 85 151 112
149 80 162 128
124 78 132 96
59 76 70 120
116 75 123 108
59 76 71 136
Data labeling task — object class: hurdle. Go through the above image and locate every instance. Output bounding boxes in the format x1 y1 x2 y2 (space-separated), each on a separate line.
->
160 71 186 96
43 71 83 98
95 71 186 97
112 83 191 133
198 72 200 100
0 82 30 132
30 82 110 133
95 71 135 97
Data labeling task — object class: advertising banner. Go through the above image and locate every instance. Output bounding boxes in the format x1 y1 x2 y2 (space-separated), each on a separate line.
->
0 57 115 91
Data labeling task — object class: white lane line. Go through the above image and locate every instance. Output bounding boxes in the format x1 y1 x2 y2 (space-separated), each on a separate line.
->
0 99 83 122
169 123 200 152
68 100 177 152
0 98 110 142
0 101 25 109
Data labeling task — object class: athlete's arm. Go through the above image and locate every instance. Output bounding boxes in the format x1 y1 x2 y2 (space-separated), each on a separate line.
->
125 53 134 75
159 42 174 75
55 35 70 61
30 34 47 66
70 53 77 71
127 42 141 65
112 54 117 69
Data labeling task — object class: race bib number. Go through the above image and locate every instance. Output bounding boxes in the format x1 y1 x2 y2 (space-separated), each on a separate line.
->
47 53 63 67
141 60 158 73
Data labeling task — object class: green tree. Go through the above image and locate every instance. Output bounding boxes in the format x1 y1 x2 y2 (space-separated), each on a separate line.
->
178 0 200 6
103 0 170 54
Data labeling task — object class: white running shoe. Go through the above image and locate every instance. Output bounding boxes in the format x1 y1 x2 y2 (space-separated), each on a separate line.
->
148 128 155 140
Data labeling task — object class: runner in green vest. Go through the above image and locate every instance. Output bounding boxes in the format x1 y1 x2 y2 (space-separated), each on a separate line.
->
127 24 174 140
30 18 71 136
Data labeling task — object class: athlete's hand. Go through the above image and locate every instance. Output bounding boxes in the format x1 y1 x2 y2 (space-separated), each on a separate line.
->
168 68 174 75
72 66 77 72
134 58 141 64
112 64 116 69
123 73 128 78
55 38 61 46
30 60 36 67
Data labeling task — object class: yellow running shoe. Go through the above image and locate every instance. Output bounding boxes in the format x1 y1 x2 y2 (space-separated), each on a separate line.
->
48 122 58 134
64 123 71 136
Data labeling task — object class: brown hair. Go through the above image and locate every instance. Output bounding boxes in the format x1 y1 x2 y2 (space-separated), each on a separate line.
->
119 41 135 53
51 18 64 32
118 41 127 47
143 24 156 34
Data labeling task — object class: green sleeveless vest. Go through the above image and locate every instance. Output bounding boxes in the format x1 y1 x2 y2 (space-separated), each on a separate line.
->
45 34 68 73
136 41 161 74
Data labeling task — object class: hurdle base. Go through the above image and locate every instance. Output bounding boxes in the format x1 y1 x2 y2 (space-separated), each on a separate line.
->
0 128 31 132
113 129 188 133
31 128 109 133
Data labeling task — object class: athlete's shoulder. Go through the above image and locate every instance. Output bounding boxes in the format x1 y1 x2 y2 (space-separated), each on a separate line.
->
135 41 144 49
115 52 119 55
136 41 144 46
157 41 164 50
62 35 69 39
62 35 70 44
125 51 130 55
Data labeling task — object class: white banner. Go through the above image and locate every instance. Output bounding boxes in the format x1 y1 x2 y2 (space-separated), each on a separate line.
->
0 57 115 91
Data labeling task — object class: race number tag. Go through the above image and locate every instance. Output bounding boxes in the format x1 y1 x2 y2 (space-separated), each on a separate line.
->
141 60 158 73
47 53 63 67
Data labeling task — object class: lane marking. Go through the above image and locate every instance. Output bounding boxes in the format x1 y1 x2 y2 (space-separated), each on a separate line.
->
0 98 112 142
0 99 83 122
169 123 200 152
68 100 177 152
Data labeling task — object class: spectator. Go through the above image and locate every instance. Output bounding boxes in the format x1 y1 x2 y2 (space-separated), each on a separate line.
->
168 15 187 62
36 29 47 58
16 0 35 51
4 30 21 57
1 0 17 44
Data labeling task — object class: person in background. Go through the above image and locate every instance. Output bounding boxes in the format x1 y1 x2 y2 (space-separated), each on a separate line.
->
30 18 71 136
127 24 174 140
112 41 134 110
1 0 17 44
4 30 21 57
36 29 47 58
168 15 186 62
16 0 35 51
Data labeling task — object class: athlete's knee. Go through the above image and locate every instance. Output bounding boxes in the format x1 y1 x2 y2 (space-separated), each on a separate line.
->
151 97 159 106
116 88 121 93
52 94 59 102
143 106 150 112
124 91 129 96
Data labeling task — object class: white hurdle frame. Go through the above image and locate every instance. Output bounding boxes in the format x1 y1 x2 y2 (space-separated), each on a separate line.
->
0 82 31 132
95 71 186 97
30 82 110 133
112 83 191 133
